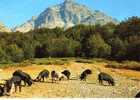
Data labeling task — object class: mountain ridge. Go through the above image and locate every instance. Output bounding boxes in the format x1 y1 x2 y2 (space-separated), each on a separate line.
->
13 0 119 33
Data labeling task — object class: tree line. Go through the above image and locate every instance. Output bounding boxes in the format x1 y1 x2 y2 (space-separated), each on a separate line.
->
0 16 140 63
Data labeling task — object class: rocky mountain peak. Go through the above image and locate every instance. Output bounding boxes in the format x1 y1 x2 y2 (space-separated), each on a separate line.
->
63 0 75 5
64 0 74 3
13 0 119 32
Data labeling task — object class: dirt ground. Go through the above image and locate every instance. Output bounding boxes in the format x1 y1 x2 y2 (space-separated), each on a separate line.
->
0 62 140 98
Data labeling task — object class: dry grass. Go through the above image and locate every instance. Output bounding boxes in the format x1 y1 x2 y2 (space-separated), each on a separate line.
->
0 59 140 98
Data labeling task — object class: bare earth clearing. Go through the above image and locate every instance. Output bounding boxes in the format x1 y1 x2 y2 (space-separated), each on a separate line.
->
0 61 140 98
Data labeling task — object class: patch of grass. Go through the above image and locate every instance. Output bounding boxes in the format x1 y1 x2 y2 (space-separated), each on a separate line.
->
91 58 109 63
75 58 109 64
0 60 32 69
0 64 9 68
75 59 93 63
106 60 140 71
29 58 70 65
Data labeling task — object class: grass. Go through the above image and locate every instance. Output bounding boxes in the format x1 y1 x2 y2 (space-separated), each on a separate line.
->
106 60 140 71
75 59 93 63
0 58 108 69
26 58 104 65
0 58 139 71
28 58 70 65
0 62 31 69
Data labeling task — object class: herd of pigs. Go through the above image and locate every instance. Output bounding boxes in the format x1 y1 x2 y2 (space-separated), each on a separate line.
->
0 69 140 98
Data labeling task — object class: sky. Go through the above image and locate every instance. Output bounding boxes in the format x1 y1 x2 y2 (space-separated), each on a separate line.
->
0 0 140 28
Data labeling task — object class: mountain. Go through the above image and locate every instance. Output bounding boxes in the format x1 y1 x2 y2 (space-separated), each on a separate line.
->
13 0 119 32
13 16 36 33
0 22 11 32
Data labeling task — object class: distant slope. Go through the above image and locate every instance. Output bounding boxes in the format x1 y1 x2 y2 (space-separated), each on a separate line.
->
0 22 11 32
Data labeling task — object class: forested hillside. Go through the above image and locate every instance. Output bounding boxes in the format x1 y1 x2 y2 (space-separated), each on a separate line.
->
0 16 140 63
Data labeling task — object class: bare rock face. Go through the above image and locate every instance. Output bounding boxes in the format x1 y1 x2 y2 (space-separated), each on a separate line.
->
13 0 119 32
0 22 11 32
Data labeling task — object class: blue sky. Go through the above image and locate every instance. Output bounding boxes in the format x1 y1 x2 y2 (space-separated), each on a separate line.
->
0 0 140 28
